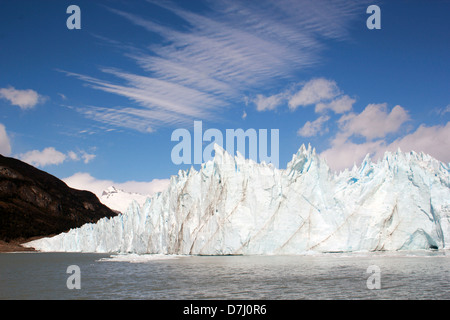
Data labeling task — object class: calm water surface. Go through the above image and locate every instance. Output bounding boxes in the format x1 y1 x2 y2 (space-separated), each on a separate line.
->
0 251 449 299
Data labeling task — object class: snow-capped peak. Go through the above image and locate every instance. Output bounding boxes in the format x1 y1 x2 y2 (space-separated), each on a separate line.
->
99 186 149 214
102 185 119 196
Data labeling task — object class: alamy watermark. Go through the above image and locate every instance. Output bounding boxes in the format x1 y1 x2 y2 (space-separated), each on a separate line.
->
66 5 81 30
171 121 279 169
66 265 81 290
366 265 381 290
366 5 381 30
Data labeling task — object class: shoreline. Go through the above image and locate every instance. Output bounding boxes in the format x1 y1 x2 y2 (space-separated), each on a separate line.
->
0 239 38 253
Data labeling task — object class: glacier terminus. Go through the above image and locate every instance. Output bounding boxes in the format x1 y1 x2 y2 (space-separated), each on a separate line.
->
24 144 450 254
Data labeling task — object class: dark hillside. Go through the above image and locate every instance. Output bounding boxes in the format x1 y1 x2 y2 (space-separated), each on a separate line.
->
0 154 117 244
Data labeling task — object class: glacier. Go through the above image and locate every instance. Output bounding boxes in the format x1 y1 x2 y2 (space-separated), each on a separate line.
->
24 144 450 254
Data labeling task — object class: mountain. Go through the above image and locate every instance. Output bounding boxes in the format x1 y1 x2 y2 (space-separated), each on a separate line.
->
24 144 450 254
100 186 149 214
0 154 117 246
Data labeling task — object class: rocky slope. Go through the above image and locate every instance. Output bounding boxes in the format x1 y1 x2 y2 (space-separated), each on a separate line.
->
0 154 117 246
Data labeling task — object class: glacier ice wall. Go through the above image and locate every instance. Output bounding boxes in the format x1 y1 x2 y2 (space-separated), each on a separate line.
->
25 144 450 254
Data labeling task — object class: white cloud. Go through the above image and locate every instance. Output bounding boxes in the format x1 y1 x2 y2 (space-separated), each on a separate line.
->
63 172 170 198
19 147 67 167
0 123 12 156
18 148 96 167
0 86 44 110
253 92 287 111
321 139 384 172
253 78 351 114
279 77 446 172
297 115 330 137
80 151 96 164
385 122 450 162
288 79 355 137
288 78 339 110
67 151 79 161
320 119 450 172
337 103 409 141
318 103 411 171
315 95 355 114
63 173 111 198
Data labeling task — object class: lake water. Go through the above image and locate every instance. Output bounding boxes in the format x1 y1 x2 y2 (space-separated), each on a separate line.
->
0 251 449 300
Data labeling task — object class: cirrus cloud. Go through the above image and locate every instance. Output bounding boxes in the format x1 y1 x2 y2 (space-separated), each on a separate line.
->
63 0 367 131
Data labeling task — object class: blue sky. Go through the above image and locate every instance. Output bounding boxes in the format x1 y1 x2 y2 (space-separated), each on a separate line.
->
0 0 449 196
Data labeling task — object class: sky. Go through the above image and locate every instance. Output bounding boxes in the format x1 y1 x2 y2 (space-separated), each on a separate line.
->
0 0 449 197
